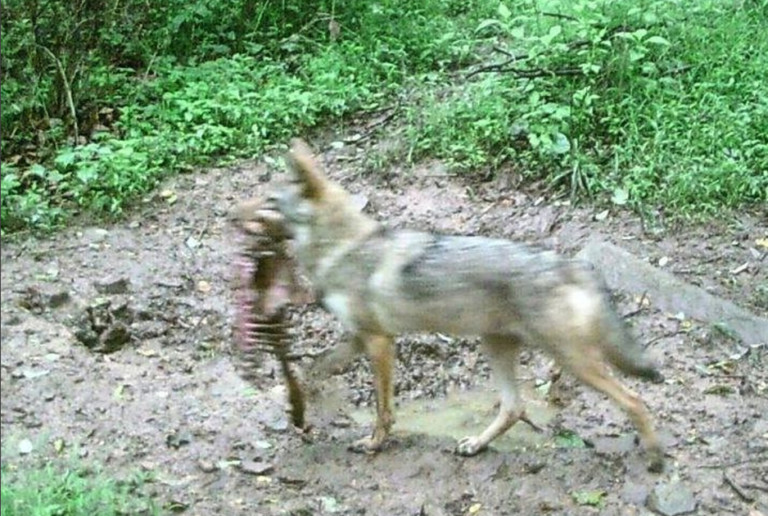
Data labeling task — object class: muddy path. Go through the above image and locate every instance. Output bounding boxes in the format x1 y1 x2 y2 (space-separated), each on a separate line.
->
1 139 767 515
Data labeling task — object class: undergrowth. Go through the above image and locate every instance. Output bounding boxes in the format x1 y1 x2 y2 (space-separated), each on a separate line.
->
1 0 766 233
405 0 768 217
1 458 158 515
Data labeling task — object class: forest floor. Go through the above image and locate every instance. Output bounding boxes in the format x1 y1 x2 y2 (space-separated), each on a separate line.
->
2 133 767 515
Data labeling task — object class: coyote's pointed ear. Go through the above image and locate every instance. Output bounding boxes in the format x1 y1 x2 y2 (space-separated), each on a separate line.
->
286 138 326 199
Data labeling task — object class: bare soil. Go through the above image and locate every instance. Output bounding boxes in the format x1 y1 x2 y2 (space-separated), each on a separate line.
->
2 138 767 515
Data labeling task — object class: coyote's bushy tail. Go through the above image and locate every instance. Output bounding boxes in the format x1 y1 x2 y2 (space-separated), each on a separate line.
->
602 308 664 383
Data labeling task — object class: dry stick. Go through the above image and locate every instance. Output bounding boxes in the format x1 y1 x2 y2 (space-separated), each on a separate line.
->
701 456 768 469
623 290 649 319
36 44 79 144
541 11 579 21
723 472 755 503
467 23 648 80
467 39 591 79
341 107 398 144
643 330 685 349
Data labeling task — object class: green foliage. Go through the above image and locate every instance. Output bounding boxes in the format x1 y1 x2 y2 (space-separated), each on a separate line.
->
1 0 478 233
403 0 768 216
0 461 157 516
572 489 607 508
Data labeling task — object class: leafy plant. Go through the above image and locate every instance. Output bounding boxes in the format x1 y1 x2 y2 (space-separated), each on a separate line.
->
1 461 158 515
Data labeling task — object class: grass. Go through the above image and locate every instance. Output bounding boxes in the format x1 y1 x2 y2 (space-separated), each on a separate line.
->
1 460 158 515
1 0 766 233
402 0 768 217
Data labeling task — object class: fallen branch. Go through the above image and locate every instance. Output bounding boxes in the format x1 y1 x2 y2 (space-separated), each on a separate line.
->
643 330 685 349
470 66 584 79
341 106 398 144
701 456 768 469
541 11 579 22
623 291 649 319
723 472 755 503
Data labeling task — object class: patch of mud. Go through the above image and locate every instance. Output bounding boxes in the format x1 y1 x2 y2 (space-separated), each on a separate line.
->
2 138 767 515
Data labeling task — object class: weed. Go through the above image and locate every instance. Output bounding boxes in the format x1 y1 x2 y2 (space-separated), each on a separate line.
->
1 460 158 516
403 0 767 216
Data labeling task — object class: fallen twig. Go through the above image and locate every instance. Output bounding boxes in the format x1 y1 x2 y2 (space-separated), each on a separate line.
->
701 456 768 469
342 106 398 144
541 11 579 22
723 472 755 503
623 291 649 319
643 330 685 348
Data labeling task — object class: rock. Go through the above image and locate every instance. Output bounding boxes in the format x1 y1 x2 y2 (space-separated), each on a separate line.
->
319 496 341 513
94 277 130 295
239 460 274 476
576 240 768 346
621 481 650 505
350 193 369 212
198 460 217 473
82 228 109 244
47 290 71 309
647 481 697 516
131 320 167 340
166 430 192 449
18 439 34 454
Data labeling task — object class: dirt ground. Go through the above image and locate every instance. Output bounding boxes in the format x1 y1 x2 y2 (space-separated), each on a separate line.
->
2 137 767 516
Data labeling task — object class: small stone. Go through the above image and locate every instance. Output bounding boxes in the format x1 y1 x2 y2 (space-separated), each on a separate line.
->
94 277 130 295
22 368 50 379
47 290 71 308
350 194 369 212
198 460 217 473
82 228 109 244
166 431 192 449
319 496 340 513
18 439 33 454
647 481 697 515
621 482 650 505
239 460 274 476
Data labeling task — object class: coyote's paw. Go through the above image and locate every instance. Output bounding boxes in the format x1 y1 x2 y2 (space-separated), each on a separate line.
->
646 446 665 473
348 436 382 454
455 436 487 457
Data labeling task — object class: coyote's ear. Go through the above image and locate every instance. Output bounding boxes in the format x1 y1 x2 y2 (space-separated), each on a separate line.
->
286 138 326 199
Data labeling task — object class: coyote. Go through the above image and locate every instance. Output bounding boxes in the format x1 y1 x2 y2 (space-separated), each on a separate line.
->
235 139 666 472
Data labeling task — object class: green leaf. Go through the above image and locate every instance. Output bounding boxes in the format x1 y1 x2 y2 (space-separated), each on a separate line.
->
28 164 47 178
46 169 65 184
76 165 98 184
497 3 512 20
475 19 502 33
550 132 571 154
54 150 77 168
554 429 586 448
1 172 20 191
611 187 629 205
646 35 671 46
572 490 606 507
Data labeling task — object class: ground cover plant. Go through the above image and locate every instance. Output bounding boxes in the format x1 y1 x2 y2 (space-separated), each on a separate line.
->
1 446 158 515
